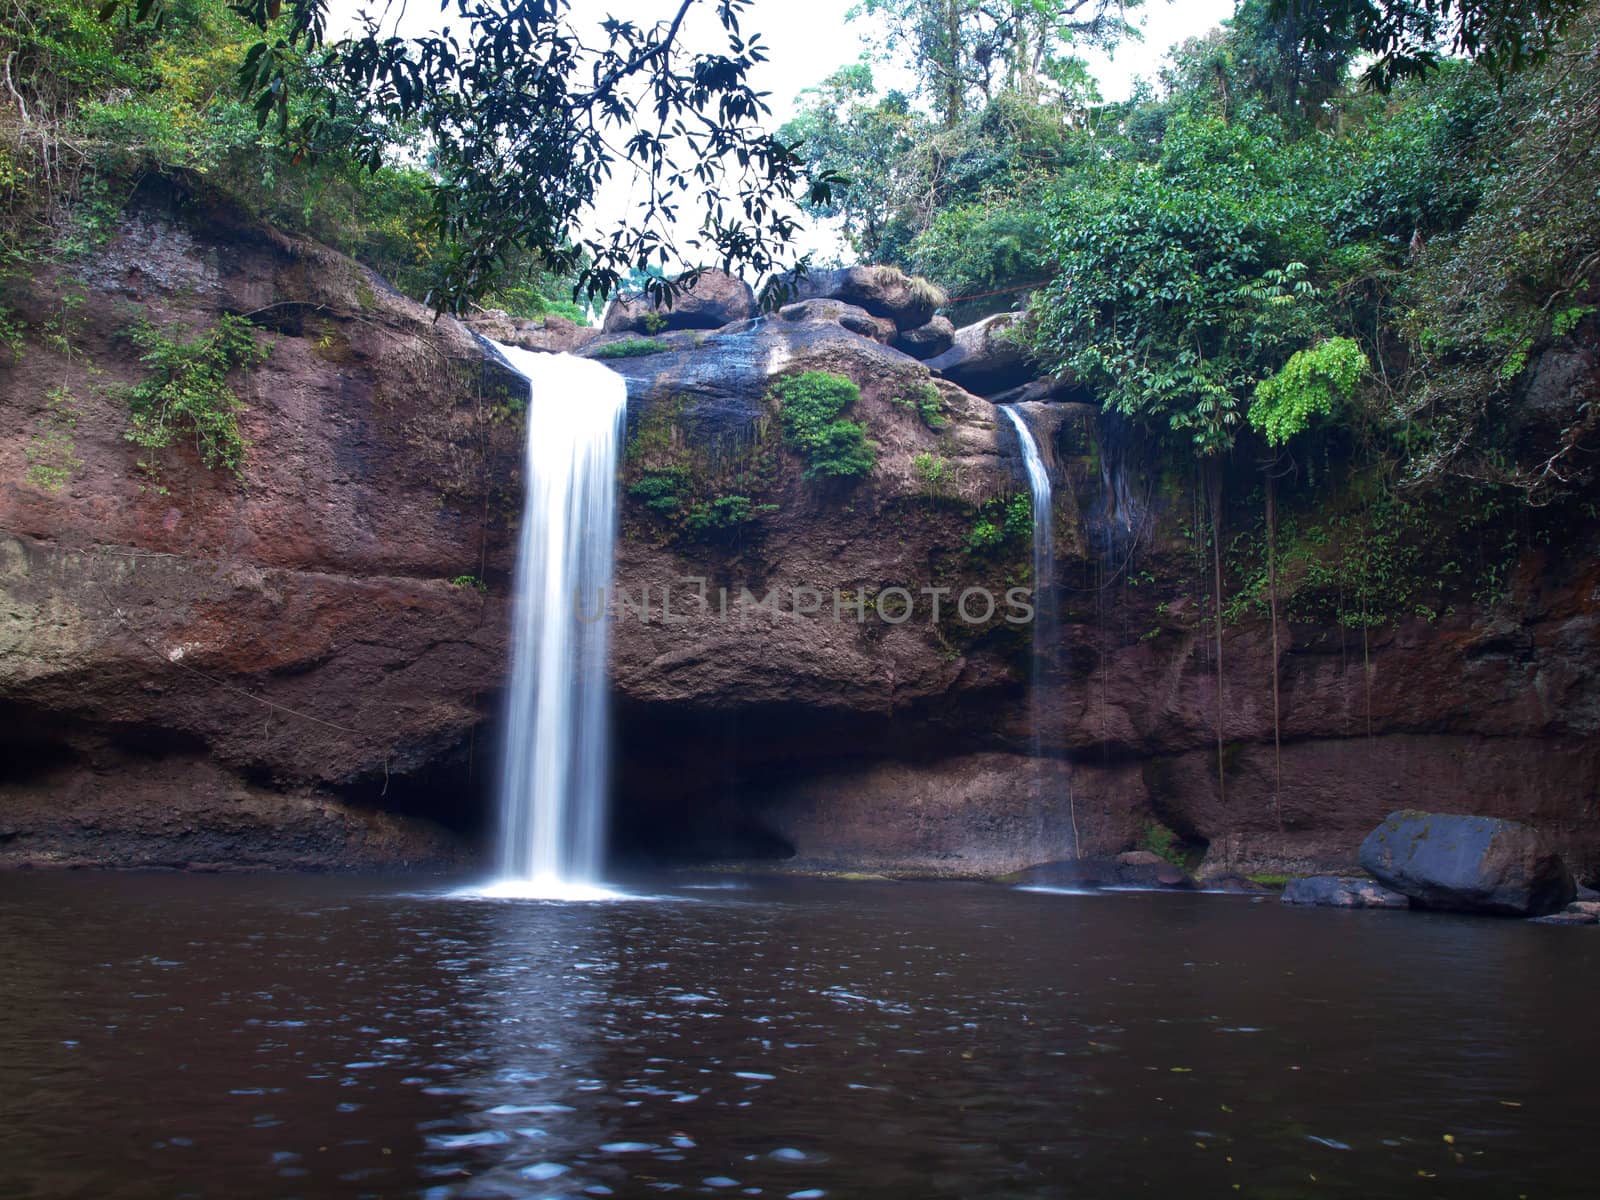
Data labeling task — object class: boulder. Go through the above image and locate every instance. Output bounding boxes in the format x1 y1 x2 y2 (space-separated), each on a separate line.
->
465 311 598 354
1281 876 1410 909
893 315 955 360
1359 811 1577 916
925 313 1037 394
988 374 1083 406
602 268 756 334
778 298 897 344
787 266 945 330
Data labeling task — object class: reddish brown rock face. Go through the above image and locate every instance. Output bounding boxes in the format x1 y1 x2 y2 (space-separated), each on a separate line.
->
2 187 1598 879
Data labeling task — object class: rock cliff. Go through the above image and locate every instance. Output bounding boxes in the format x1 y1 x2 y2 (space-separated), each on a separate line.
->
2 182 1597 880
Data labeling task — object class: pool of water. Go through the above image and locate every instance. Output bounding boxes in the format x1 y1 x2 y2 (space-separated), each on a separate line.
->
2 872 1596 1199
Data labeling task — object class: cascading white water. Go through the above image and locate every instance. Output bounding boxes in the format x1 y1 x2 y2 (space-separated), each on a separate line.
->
1001 407 1054 610
1002 406 1075 852
485 341 627 900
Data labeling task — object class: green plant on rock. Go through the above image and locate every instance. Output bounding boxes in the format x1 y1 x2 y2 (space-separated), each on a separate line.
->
25 386 84 493
769 370 877 479
1138 820 1186 867
894 380 948 430
966 493 1032 554
119 314 266 479
448 574 487 592
628 466 692 513
682 494 778 539
912 451 954 497
966 518 1004 553
593 337 670 359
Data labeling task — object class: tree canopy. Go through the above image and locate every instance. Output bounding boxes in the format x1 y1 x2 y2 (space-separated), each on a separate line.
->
92 0 838 313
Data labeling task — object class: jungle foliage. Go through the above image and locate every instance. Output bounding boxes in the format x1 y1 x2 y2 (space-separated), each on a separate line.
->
786 0 1600 511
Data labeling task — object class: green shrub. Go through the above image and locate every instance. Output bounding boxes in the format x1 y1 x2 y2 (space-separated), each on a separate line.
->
1249 337 1369 446
683 494 778 539
912 451 954 496
894 381 948 430
966 494 1032 553
118 314 267 478
629 466 691 513
967 519 1004 553
769 370 877 479
25 386 83 493
593 337 670 359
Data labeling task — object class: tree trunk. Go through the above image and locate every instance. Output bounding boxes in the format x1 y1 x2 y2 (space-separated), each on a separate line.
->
1266 471 1283 830
942 0 963 128
1210 467 1226 808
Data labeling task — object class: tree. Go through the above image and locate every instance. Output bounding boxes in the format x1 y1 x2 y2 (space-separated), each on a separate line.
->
104 0 839 313
853 0 1139 128
1272 0 1592 89
1167 0 1360 124
777 64 926 261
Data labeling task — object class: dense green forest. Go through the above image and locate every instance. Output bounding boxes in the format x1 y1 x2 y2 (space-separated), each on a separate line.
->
784 0 1598 636
2 0 1596 631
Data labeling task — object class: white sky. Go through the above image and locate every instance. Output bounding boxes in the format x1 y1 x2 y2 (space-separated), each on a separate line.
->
329 0 1237 270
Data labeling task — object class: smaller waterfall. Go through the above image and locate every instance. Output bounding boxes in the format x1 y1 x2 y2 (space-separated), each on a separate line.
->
484 342 628 900
1002 408 1055 605
1002 406 1075 854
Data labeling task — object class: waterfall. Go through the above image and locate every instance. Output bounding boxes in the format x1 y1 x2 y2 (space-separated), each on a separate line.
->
1002 406 1075 854
485 341 627 900
1001 407 1054 608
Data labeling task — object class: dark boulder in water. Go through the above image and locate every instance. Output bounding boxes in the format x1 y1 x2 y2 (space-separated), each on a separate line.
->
1281 876 1410 909
1359 811 1576 916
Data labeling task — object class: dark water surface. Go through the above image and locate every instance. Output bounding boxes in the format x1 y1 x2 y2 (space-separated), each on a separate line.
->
2 873 1597 1199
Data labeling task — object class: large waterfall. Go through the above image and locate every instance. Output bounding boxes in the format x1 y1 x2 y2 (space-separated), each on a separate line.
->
484 342 628 900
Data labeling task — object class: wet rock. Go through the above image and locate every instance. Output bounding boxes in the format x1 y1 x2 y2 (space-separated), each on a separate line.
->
1577 884 1600 901
1009 857 1197 890
778 298 897 344
925 313 1037 394
1281 876 1410 909
1203 874 1276 894
893 316 955 360
602 268 756 334
1359 811 1577 916
786 265 945 330
1565 899 1600 917
1529 910 1597 925
987 374 1083 406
